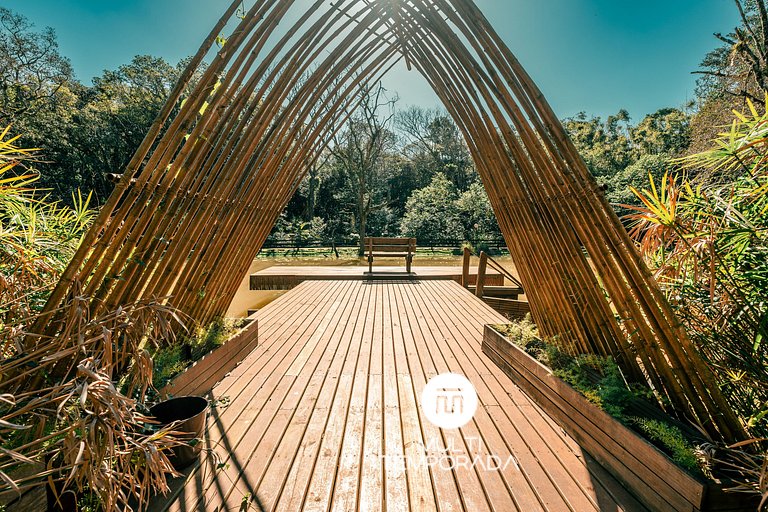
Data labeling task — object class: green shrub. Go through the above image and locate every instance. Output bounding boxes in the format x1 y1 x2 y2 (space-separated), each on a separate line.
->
494 318 697 467
626 104 768 439
492 314 546 360
150 317 238 391
630 417 701 474
549 352 634 418
0 127 95 321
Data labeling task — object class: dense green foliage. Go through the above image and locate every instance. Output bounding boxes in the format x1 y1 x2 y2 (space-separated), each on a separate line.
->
630 417 700 473
276 104 497 248
0 10 189 203
400 173 464 243
150 317 238 391
627 104 768 438
0 127 94 320
562 107 690 216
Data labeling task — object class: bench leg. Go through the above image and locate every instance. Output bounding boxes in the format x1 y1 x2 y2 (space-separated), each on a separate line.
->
368 255 373 274
406 255 412 274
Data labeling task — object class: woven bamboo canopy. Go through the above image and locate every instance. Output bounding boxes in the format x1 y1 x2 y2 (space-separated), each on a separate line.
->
35 0 746 442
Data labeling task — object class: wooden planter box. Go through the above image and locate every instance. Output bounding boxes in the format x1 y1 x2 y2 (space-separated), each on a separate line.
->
482 325 759 512
161 316 259 398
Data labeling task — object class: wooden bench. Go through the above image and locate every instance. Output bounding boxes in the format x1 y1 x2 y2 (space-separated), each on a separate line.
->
365 237 416 273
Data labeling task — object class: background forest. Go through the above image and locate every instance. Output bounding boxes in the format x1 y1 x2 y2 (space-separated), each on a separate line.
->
0 6 715 255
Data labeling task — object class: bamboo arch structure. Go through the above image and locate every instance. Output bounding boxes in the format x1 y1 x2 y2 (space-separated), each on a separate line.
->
36 0 745 442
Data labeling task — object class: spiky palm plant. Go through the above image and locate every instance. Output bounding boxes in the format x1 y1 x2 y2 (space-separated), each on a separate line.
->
624 100 768 504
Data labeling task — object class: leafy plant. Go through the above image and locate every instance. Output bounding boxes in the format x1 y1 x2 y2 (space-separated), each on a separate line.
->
149 317 237 391
0 125 95 322
1 292 188 510
494 319 702 476
623 99 768 439
492 315 543 356
622 101 768 503
551 353 635 418
493 318 636 418
0 127 189 511
706 438 768 509
631 417 701 474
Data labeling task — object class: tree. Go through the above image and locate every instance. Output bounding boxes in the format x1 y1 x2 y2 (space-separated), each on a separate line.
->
400 173 463 243
690 1 768 155
606 153 670 215
329 82 399 255
0 8 74 126
695 0 768 102
563 110 634 179
631 108 691 156
396 106 477 191
455 182 501 241
31 55 181 202
0 9 184 203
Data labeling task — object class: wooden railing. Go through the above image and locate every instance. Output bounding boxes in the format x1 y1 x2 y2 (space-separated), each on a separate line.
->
464 248 530 319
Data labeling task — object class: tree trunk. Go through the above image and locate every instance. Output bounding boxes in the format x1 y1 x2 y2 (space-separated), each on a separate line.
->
358 208 367 257
305 166 318 219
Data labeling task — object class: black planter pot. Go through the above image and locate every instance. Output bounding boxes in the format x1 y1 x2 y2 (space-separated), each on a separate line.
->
149 396 209 469
46 481 77 512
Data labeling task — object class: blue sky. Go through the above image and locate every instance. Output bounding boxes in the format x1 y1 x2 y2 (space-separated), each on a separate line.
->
4 0 739 121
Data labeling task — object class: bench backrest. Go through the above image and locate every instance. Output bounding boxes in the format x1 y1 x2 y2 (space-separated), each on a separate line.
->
365 237 416 253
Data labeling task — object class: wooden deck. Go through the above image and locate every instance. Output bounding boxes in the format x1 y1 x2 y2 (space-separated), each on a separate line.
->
153 280 645 512
249 265 504 290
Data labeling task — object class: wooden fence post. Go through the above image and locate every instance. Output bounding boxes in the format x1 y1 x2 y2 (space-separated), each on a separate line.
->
476 251 488 298
462 247 471 287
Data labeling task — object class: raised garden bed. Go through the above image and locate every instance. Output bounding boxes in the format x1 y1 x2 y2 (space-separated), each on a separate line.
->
161 315 258 397
482 324 759 512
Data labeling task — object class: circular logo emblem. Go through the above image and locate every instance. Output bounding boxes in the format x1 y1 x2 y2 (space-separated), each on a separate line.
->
421 373 478 429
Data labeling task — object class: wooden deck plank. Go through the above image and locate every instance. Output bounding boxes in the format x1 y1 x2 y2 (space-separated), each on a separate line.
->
156 279 647 512
399 282 506 512
177 282 337 510
408 282 502 512
404 284 565 510
276 281 376 512
166 280 352 511
409 281 606 510
301 282 377 511
328 283 377 512
389 282 466 512
420 281 602 507
358 282 386 512
382 281 411 512
421 280 645 511
219 279 369 511
388 283 437 512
